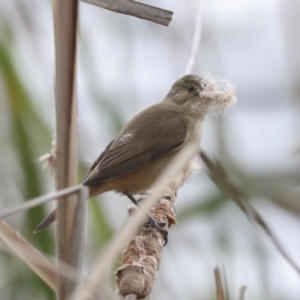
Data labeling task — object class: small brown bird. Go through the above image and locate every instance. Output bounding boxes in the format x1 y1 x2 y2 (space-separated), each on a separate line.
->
34 74 236 233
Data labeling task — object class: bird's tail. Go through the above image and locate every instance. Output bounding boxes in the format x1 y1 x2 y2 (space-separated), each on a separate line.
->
33 209 56 233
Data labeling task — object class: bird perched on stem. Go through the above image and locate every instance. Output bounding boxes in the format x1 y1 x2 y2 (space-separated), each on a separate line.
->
34 73 237 237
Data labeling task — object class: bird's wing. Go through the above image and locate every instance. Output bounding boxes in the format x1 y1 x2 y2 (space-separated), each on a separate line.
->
83 107 187 186
81 139 115 183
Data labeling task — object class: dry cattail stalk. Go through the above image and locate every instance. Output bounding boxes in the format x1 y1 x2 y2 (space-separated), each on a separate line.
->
116 159 199 299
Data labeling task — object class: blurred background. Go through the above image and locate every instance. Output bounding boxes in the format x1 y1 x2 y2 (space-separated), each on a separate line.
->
0 0 300 299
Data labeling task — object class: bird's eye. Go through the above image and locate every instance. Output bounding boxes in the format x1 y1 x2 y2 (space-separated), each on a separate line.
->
187 86 196 93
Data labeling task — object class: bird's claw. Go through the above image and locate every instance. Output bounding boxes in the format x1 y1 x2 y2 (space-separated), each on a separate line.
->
143 218 168 246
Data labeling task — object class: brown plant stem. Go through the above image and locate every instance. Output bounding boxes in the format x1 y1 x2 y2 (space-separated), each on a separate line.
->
81 0 173 26
214 266 228 300
53 0 80 297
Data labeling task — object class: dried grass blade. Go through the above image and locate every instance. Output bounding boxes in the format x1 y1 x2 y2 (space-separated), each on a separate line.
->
80 0 173 26
0 185 82 221
0 221 116 298
184 0 204 74
238 286 247 300
214 266 229 300
200 150 300 276
68 186 88 291
0 221 57 291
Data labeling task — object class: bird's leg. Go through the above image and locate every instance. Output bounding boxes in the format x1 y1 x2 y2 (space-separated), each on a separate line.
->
124 191 168 245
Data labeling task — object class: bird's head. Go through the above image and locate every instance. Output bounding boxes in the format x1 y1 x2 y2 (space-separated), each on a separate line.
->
164 73 237 117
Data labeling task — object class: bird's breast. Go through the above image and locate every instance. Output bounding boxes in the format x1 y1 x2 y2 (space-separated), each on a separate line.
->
185 117 205 144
